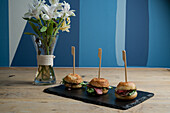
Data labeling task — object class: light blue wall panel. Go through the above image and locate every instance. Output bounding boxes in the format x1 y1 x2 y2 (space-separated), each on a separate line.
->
79 0 117 67
147 0 170 67
115 0 126 66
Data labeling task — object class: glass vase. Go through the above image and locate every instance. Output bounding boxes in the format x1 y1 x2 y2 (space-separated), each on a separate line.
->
32 35 58 85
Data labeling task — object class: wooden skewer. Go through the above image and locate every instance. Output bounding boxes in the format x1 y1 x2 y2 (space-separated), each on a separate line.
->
71 46 75 75
98 48 102 78
122 50 127 82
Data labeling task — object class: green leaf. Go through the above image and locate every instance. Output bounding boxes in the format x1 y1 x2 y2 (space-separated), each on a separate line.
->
24 32 36 35
24 32 40 39
23 17 38 23
40 26 47 32
28 22 40 36
47 22 54 35
23 17 29 20
30 18 39 23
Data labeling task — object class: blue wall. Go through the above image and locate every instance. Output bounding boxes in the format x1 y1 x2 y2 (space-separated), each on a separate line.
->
1 0 170 67
125 0 149 66
147 0 170 67
79 0 117 67
0 0 9 67
11 23 37 66
54 0 80 67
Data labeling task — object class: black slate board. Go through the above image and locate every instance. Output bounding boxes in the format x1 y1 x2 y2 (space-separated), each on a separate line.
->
43 85 154 110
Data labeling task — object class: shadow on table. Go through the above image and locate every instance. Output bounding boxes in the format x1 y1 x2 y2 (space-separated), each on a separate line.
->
1 81 34 86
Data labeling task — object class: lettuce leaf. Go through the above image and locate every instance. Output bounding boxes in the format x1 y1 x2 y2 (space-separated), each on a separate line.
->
80 82 88 86
128 90 136 96
87 87 95 93
108 86 113 89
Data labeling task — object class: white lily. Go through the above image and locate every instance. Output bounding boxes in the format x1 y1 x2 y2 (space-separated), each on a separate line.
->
41 2 63 19
53 11 62 18
24 0 45 19
23 0 75 34
42 14 50 20
49 0 63 10
61 1 75 19
33 0 45 6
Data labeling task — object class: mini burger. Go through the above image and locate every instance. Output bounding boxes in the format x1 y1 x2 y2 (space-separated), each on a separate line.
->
115 82 137 100
86 78 110 95
62 73 83 89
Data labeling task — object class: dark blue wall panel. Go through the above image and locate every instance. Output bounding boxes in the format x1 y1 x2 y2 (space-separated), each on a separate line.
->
125 0 149 66
11 23 37 66
54 0 80 67
0 0 9 67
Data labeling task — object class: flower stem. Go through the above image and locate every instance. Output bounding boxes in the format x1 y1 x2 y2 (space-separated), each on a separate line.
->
54 18 63 36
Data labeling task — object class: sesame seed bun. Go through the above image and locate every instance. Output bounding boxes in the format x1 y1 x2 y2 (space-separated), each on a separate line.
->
64 73 83 84
116 82 136 90
89 78 109 88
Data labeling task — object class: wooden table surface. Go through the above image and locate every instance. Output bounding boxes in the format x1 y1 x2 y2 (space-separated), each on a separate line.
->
0 67 170 113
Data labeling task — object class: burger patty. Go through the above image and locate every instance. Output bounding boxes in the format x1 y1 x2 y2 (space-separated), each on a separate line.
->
87 84 110 89
115 89 136 97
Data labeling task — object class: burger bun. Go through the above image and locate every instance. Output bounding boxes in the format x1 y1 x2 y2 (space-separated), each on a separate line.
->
116 82 136 90
115 91 137 100
64 73 83 84
89 78 109 88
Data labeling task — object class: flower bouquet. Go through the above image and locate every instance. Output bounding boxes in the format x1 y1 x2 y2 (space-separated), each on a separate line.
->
23 0 75 85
